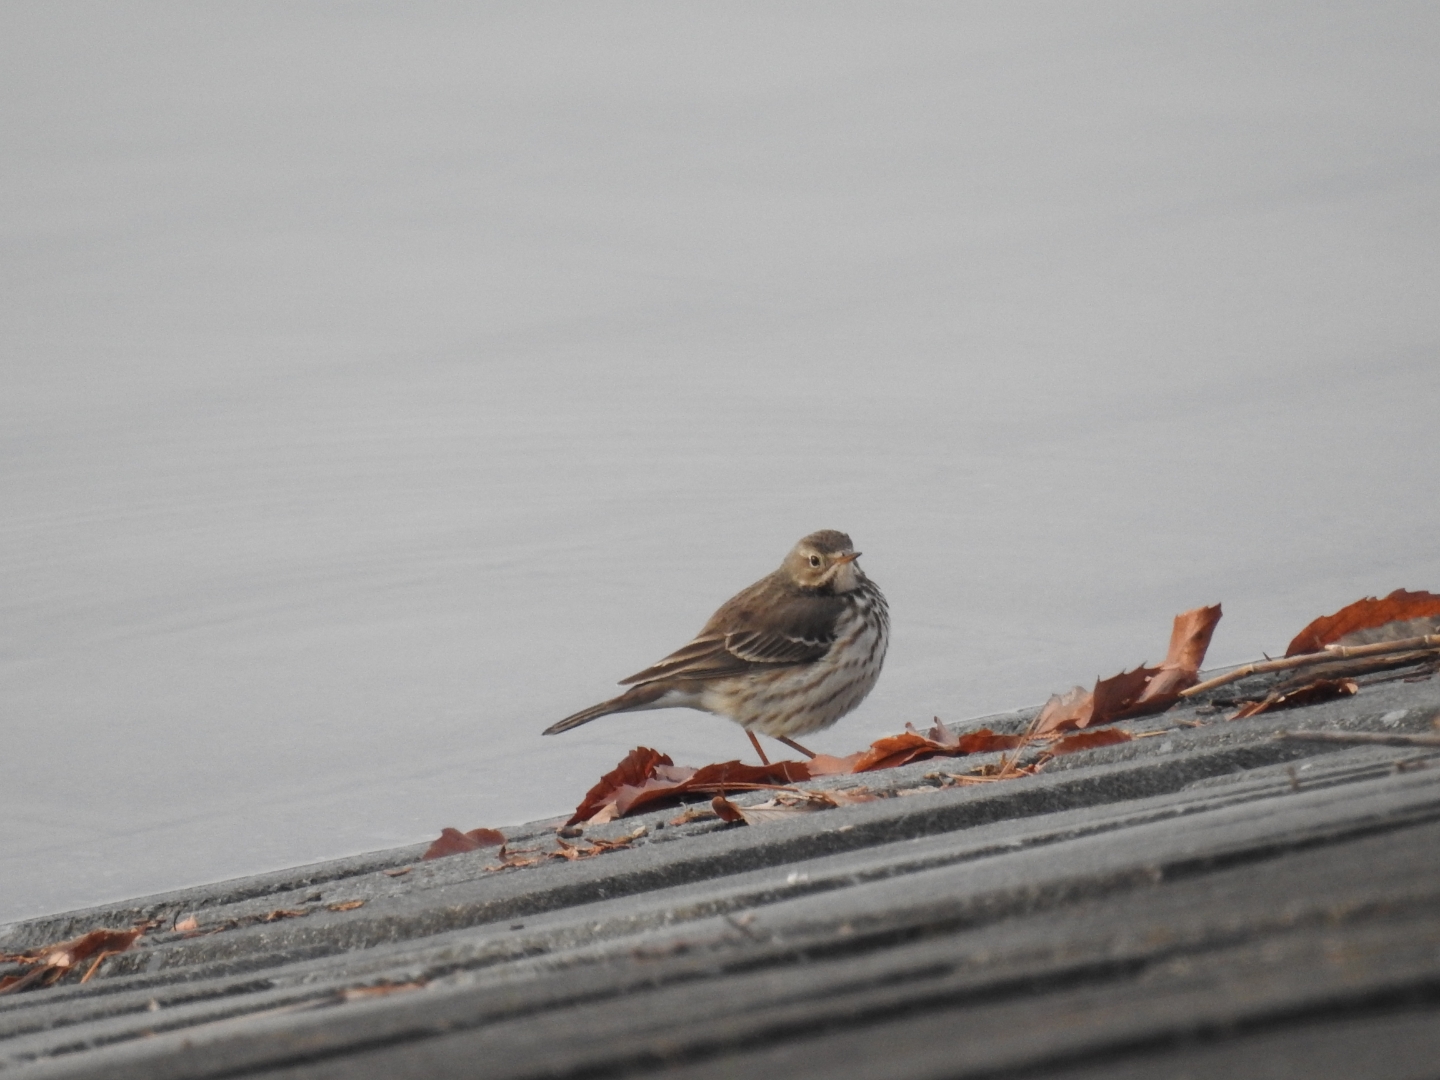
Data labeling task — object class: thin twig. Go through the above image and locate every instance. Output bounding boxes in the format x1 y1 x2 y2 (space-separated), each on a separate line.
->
996 708 1046 777
1276 730 1440 748
1181 635 1440 697
79 951 115 984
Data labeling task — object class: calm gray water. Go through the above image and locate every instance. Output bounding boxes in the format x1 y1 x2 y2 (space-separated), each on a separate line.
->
3 2 1438 924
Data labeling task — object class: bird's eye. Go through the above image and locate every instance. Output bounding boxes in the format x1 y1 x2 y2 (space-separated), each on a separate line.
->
808 554 822 568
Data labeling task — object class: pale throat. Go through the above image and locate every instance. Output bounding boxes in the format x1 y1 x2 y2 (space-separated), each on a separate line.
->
826 561 863 594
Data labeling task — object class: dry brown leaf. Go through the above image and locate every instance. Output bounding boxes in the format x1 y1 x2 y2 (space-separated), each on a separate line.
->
1286 589 1440 656
711 790 842 826
807 752 866 776
422 827 506 861
382 867 411 877
484 843 546 871
548 833 638 861
824 719 1023 774
711 795 744 823
261 909 310 922
569 748 811 825
549 836 590 861
1035 686 1092 732
567 747 675 825
0 927 144 994
1231 678 1359 720
1047 727 1134 755
1036 605 1222 734
582 834 641 853
326 900 366 912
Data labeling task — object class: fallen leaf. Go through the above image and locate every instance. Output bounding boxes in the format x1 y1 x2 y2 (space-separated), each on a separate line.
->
1231 678 1359 719
422 827 507 861
1047 728 1134 755
1036 605 1222 734
582 835 640 853
548 832 640 861
0 927 144 994
549 836 590 860
807 752 866 776
485 843 546 871
1034 686 1092 732
382 867 411 877
569 748 812 825
567 746 675 826
711 795 744 823
1286 589 1440 656
843 721 1023 773
261 909 310 922
711 790 841 825
326 900 366 912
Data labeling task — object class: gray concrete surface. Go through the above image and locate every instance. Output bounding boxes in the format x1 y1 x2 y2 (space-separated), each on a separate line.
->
3 663 1439 1078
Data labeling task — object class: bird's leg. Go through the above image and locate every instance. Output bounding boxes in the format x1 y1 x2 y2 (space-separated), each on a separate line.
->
776 736 816 760
746 731 771 766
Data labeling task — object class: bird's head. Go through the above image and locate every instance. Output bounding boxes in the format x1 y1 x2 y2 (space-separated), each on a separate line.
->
783 530 864 593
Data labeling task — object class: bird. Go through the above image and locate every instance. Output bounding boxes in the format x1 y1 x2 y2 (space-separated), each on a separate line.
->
543 530 888 764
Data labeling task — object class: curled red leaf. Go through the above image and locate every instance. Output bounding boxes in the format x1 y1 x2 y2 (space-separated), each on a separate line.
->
1036 605 1222 734
422 827 507 861
1286 589 1440 657
567 747 676 826
569 749 811 825
840 724 1021 774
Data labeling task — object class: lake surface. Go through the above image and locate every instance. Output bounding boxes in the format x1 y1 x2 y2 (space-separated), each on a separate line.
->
3 2 1438 923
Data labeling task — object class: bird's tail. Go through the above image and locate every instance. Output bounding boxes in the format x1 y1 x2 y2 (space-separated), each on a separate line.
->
542 683 668 735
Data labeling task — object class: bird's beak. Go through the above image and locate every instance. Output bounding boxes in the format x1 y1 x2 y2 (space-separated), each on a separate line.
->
835 551 861 565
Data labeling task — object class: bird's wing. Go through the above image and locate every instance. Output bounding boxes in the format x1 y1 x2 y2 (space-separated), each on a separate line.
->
619 584 842 685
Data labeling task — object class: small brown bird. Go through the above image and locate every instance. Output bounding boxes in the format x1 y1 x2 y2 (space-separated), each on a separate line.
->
544 530 889 763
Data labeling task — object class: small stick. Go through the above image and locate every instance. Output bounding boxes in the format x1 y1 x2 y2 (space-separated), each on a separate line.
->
1181 635 1440 697
1277 730 1440 748
997 707 1046 777
80 951 117 984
